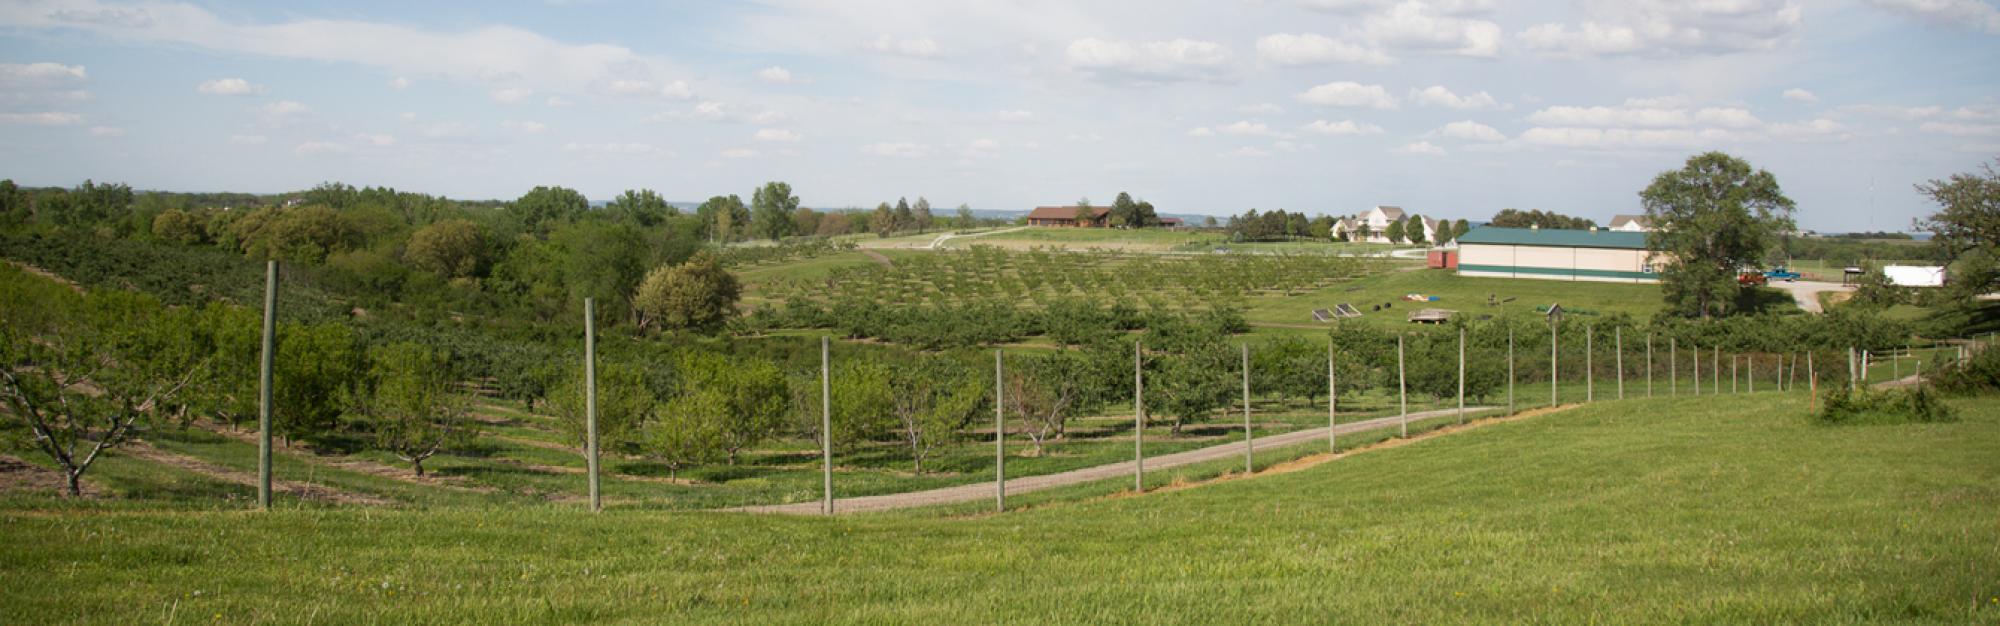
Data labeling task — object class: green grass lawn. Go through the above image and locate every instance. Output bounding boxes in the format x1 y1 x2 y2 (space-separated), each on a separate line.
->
1240 267 1797 329
5 392 1996 623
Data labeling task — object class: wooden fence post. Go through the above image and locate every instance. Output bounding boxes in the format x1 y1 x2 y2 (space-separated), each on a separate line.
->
257 260 276 511
1398 335 1409 438
1328 337 1338 452
993 348 1003 512
1808 351 1817 413
1585 325 1594 403
1646 333 1654 398
1711 347 1718 395
1671 338 1677 397
1457 327 1466 424
824 337 834 515
1693 344 1700 396
1616 327 1624 400
585 298 600 513
1550 322 1559 407
1242 344 1253 473
1507 327 1515 414
1134 340 1143 493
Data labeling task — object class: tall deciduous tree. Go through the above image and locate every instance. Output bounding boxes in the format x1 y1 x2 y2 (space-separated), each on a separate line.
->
405 218 488 279
893 197 914 232
513 186 588 237
956 204 975 229
1914 159 2000 308
1384 218 1406 244
605 189 674 226
751 181 800 241
1641 152 1796 318
870 202 896 237
633 251 742 333
695 195 748 243
912 197 933 233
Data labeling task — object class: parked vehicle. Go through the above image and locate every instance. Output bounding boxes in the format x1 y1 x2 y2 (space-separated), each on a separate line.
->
1763 267 1801 282
1737 272 1768 286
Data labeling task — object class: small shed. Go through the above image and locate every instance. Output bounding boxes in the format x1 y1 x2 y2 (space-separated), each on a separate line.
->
1426 248 1458 269
1408 308 1456 324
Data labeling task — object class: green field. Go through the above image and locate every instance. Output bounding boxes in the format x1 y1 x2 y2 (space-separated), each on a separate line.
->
1238 267 1724 329
6 392 1996 623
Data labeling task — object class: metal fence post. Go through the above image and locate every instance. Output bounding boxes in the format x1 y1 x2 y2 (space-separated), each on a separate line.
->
1550 322 1558 407
1711 347 1718 395
1616 327 1624 400
1808 351 1817 413
1242 344 1253 472
993 348 1004 511
585 298 600 513
1398 335 1408 437
1671 338 1677 396
1585 325 1593 403
1646 334 1653 398
1693 344 1700 396
824 337 834 515
257 260 277 511
1328 336 1338 452
1507 327 1515 414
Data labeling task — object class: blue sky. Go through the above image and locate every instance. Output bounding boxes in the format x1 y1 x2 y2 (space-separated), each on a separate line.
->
1 0 1997 231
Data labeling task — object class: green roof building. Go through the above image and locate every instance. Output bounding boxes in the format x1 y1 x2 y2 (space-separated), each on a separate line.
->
1455 226 1662 283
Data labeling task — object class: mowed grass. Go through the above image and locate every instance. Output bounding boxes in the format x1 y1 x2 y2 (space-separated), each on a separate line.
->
1239 267 1794 329
4 393 1996 624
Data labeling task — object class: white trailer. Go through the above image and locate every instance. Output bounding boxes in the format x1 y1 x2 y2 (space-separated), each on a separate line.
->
1882 265 1946 287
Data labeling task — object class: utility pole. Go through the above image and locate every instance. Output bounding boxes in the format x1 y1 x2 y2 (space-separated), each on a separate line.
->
257 260 277 511
1242 344 1253 473
824 337 834 515
1134 341 1143 493
585 298 600 513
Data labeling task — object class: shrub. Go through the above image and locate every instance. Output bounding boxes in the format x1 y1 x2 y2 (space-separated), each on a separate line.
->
1929 345 1999 395
1814 386 1957 425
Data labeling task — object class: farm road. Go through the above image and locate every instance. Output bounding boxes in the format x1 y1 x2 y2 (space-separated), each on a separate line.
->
925 226 1029 249
730 405 1489 515
1771 280 1852 313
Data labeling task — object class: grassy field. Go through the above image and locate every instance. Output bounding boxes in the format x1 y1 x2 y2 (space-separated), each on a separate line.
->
4 392 1995 623
1238 267 1716 329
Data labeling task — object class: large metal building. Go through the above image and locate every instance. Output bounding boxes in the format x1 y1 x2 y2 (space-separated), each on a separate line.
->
1455 226 1661 283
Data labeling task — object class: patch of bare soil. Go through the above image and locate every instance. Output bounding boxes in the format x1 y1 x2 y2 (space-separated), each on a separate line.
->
860 250 895 267
189 420 495 493
119 441 392 505
0 453 94 497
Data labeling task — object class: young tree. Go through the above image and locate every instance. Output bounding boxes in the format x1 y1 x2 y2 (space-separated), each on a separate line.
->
956 204 975 229
673 352 786 464
695 195 748 243
893 197 915 231
751 181 800 241
1453 218 1471 241
1641 152 1797 318
1406 215 1428 244
404 218 487 280
1384 218 1406 244
0 276 206 496
359 342 477 477
633 251 742 333
648 390 724 480
1005 350 1103 455
548 361 658 455
1913 159 2000 309
887 356 984 473
870 202 896 237
816 211 853 236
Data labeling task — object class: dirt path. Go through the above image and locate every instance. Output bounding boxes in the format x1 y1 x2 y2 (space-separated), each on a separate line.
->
119 441 393 505
859 250 894 267
1770 280 1852 314
0 453 95 496
729 405 1491 515
926 226 1030 249
190 421 494 492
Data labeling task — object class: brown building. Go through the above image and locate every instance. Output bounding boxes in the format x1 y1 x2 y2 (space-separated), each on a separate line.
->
1027 205 1112 227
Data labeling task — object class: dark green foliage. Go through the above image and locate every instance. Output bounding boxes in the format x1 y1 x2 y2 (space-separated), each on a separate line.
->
1815 386 1956 425
750 182 799 241
512 186 589 237
1641 152 1796 318
1930 345 2000 395
1488 208 1595 230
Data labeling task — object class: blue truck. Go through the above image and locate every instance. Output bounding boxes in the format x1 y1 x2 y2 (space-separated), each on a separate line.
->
1763 267 1801 282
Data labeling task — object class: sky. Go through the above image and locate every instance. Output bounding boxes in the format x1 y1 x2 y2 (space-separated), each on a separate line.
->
1 0 1997 231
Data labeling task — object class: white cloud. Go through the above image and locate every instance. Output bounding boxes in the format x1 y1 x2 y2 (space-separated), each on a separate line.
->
1064 37 1235 83
1864 0 2000 34
88 125 123 137
1301 119 1385 135
1437 120 1505 141
563 141 665 156
864 35 942 58
1220 146 1272 158
1694 107 1762 128
0 62 87 86
1254 33 1392 66
1411 85 1499 110
1188 126 1216 137
720 147 760 159
1837 104 1943 119
1218 120 1284 137
606 79 692 100
294 141 349 156
490 87 534 104
1519 0 1804 57
860 141 933 158
0 2 696 102
388 77 411 90
0 111 82 125
501 120 547 133
1769 118 1848 139
1359 2 1503 57
196 78 262 96
755 66 795 84
643 100 784 124
260 100 310 116
997 109 1035 122
1238 103 1284 115
1296 81 1399 109
1526 103 1690 127
1782 88 1818 104
962 138 1002 158
1516 127 1734 150
1394 140 1446 155
545 96 573 107
356 133 398 147
1919 121 2000 136
229 134 267 144
753 128 802 142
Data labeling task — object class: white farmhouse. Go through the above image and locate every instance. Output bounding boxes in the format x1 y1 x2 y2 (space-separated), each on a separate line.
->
1608 214 1654 232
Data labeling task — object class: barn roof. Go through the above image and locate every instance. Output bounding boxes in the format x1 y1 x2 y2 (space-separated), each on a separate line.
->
1027 206 1113 220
